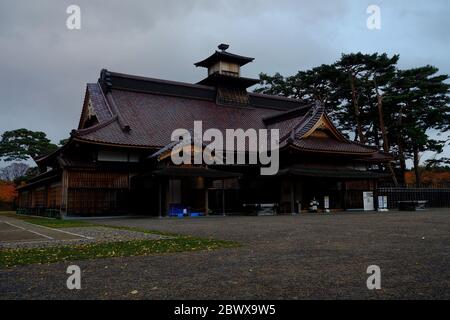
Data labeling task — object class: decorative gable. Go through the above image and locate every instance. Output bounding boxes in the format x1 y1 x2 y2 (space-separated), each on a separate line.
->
79 99 99 129
301 114 347 142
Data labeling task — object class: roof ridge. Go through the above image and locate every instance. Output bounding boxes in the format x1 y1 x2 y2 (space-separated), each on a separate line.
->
280 102 323 143
105 92 131 132
96 82 114 117
248 92 307 103
262 103 313 125
101 70 306 110
109 71 216 91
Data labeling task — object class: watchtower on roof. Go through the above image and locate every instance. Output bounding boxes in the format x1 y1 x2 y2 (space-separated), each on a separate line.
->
194 44 259 106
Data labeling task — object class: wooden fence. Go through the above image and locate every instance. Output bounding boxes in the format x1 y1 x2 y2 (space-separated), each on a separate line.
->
377 187 450 208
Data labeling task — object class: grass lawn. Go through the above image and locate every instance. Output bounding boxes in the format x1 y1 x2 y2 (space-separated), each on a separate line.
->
0 211 94 228
0 211 240 268
0 237 239 268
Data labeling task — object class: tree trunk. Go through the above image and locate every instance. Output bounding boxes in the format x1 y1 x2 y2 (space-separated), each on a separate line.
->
413 145 421 187
349 73 365 143
373 124 381 149
396 105 406 185
374 79 398 186
397 139 407 185
376 91 389 152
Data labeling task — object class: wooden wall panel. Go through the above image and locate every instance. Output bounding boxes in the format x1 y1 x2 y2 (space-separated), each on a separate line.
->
32 187 46 208
67 188 129 215
18 190 32 208
47 183 62 209
68 171 129 189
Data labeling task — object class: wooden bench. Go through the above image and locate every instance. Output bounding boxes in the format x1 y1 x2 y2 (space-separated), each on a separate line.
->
398 200 428 211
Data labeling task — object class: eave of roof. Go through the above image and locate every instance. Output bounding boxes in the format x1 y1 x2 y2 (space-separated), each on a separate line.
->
277 165 391 179
34 139 73 166
287 140 378 155
16 170 61 190
197 73 259 88
151 166 242 178
194 51 254 68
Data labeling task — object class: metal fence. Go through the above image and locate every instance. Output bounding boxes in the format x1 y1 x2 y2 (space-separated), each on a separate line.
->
377 187 450 208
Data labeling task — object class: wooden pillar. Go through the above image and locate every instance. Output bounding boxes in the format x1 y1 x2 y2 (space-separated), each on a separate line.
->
342 181 347 211
222 179 226 216
204 182 209 216
158 180 162 218
60 170 69 218
290 178 295 214
373 179 379 211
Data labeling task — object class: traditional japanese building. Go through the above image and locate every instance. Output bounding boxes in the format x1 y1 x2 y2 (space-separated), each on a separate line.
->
17 45 392 217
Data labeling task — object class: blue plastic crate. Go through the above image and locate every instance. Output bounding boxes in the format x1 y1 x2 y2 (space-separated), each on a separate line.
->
190 212 202 217
169 204 184 217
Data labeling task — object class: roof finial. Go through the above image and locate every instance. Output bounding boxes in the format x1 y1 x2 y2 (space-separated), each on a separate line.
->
218 43 229 51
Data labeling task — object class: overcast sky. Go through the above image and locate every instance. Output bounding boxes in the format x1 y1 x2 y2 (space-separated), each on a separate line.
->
0 0 449 167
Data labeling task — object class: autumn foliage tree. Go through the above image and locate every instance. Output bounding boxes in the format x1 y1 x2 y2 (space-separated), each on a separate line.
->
0 180 17 210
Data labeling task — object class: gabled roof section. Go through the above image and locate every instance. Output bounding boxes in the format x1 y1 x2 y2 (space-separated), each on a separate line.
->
294 105 348 142
78 84 114 129
279 103 379 155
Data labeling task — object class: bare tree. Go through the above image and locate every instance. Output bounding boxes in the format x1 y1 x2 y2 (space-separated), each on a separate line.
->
0 162 30 181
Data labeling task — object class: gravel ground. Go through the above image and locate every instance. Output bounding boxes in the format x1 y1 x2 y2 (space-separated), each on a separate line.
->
0 227 168 249
1 209 450 299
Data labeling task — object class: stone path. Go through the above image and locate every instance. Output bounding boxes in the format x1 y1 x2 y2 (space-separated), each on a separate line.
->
0 216 169 249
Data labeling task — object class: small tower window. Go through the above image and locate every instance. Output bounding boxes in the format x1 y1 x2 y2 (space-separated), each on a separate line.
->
208 61 240 77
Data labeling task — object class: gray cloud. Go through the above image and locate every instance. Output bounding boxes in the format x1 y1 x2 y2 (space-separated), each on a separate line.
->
0 0 449 165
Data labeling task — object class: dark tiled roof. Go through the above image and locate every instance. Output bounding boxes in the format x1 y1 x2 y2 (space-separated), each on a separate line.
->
101 71 216 101
86 83 113 123
291 137 377 154
75 88 279 147
354 151 393 162
98 70 302 111
291 104 326 139
266 114 306 141
68 70 386 159
248 92 305 110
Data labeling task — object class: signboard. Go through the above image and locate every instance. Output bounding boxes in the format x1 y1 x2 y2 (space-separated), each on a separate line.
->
378 196 384 209
377 195 389 211
363 191 374 211
324 196 330 213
